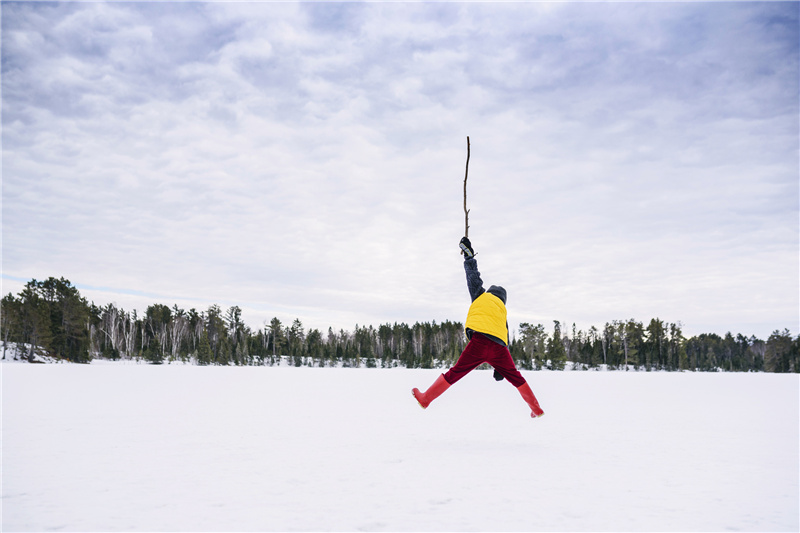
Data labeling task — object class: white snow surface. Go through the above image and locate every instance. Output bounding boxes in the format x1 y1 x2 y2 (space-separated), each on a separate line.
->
2 363 798 532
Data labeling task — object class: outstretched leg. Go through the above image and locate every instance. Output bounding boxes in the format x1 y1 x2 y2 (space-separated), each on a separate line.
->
442 334 491 385
412 374 451 409
482 339 544 418
517 381 545 418
412 335 489 410
412 336 489 410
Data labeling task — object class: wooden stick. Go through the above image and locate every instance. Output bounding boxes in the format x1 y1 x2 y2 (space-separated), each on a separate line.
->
463 136 470 238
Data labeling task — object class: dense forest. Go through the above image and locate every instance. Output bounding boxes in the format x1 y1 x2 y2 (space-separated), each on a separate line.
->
2 277 798 372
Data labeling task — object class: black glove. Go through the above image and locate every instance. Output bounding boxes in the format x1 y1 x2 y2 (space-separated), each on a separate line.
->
459 237 475 258
493 369 505 381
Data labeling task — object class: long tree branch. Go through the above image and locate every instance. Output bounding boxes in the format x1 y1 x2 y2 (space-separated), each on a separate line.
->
463 136 470 238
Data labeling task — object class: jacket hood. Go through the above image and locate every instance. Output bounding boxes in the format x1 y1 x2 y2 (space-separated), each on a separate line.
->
487 285 507 305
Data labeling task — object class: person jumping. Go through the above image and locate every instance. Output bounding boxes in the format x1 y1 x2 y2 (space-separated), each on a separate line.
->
411 237 545 418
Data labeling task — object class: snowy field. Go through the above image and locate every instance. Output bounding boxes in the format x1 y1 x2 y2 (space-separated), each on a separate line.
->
2 363 798 532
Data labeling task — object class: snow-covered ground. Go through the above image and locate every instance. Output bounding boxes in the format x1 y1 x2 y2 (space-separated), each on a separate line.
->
2 363 798 532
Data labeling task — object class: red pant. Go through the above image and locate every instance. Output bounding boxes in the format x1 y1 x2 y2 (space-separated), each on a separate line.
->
444 333 526 388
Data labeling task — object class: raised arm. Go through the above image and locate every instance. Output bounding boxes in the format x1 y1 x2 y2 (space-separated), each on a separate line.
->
460 237 485 302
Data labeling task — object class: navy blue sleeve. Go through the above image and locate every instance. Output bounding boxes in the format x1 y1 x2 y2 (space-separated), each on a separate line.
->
464 257 485 302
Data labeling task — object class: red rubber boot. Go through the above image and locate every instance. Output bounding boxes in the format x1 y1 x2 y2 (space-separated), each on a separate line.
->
412 374 451 409
517 381 545 418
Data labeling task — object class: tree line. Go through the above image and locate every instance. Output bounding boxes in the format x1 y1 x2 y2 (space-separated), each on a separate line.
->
2 277 798 372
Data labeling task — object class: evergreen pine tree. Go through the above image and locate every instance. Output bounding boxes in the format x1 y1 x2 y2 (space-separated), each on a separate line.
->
765 329 794 372
547 321 567 370
196 331 213 365
144 335 164 364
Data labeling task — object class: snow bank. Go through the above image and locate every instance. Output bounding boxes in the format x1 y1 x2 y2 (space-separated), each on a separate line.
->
2 364 798 531
1 342 63 364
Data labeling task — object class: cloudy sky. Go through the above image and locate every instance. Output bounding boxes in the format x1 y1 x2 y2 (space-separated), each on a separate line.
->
2 1 798 340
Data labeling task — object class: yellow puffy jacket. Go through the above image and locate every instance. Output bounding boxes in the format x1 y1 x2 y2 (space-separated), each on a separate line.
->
465 291 509 345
